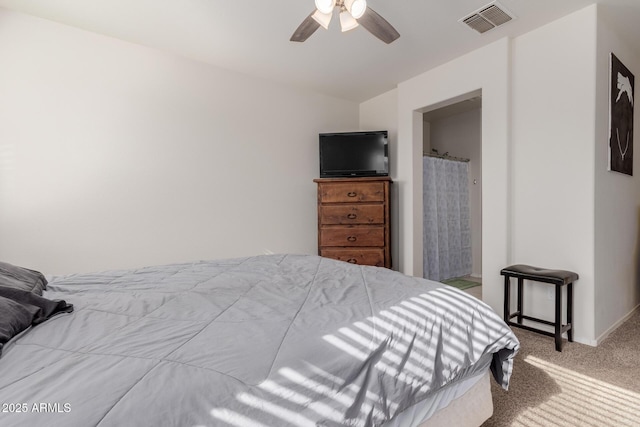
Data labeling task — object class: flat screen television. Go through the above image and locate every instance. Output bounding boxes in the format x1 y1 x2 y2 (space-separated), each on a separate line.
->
319 131 389 178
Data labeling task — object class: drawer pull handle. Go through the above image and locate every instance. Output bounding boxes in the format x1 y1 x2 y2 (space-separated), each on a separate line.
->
347 236 357 242
347 213 357 219
347 258 358 264
347 192 357 197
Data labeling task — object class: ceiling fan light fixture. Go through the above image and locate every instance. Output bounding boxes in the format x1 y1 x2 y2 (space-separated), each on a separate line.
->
339 10 359 32
291 0 399 43
344 0 367 19
315 0 336 15
312 9 333 29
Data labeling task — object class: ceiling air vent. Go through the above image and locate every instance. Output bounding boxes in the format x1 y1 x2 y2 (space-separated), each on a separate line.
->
461 2 515 34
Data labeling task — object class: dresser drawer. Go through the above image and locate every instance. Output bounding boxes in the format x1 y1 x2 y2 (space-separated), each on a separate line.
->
319 226 385 247
319 204 384 225
318 182 385 203
321 249 385 267
314 177 392 269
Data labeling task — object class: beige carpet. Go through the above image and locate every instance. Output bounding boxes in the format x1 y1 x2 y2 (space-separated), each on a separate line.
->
482 309 640 426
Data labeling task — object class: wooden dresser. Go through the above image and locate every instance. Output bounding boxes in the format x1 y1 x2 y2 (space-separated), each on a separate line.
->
314 177 391 268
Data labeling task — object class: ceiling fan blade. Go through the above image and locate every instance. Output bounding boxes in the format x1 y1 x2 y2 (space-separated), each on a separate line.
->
357 7 400 44
290 12 321 42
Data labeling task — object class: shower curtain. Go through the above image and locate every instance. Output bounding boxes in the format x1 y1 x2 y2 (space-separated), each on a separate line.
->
423 156 472 282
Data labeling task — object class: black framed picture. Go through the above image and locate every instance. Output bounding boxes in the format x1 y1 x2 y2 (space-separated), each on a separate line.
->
609 53 634 176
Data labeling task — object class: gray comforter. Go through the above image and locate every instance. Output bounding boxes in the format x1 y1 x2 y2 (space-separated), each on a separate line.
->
0 254 519 427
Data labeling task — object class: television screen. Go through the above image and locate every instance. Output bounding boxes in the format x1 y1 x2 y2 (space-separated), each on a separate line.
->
319 131 389 177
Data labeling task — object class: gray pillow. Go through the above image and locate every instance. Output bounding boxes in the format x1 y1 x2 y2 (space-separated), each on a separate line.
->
0 296 37 356
0 286 73 357
0 261 48 295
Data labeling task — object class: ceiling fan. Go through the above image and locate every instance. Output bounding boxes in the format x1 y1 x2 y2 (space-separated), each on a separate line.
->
291 0 400 44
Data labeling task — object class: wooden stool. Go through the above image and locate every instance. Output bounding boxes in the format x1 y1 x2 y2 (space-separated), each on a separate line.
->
500 264 578 351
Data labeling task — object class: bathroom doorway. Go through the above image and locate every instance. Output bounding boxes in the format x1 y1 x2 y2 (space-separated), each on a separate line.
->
422 95 482 298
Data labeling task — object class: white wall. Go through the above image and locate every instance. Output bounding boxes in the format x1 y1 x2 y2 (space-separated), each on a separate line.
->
360 5 639 345
428 108 482 277
594 8 640 341
392 38 511 318
0 9 359 275
510 6 597 343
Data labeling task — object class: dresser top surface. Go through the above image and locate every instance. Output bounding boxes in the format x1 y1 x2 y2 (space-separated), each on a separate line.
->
313 177 392 183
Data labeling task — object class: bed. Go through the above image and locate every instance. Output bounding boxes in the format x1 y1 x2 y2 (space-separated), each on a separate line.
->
0 254 519 427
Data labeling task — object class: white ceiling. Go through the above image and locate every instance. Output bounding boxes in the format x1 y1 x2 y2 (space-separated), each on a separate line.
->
1 0 639 102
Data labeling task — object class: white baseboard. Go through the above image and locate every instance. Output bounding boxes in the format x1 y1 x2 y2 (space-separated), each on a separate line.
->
573 336 598 347
521 305 639 347
595 304 640 346
470 273 482 279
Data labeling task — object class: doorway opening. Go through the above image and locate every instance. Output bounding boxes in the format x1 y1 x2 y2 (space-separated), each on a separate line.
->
422 94 482 299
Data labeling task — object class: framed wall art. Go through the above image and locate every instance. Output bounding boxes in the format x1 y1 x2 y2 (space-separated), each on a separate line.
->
609 53 634 176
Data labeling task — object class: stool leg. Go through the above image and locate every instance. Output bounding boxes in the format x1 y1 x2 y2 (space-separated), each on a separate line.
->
504 276 511 322
567 282 574 342
517 278 523 324
555 284 563 351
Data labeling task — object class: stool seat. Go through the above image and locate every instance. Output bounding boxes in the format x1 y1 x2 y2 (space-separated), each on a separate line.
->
501 264 578 351
500 264 579 285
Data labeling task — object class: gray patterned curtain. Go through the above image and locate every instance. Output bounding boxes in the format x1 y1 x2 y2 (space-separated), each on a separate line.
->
423 156 472 281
